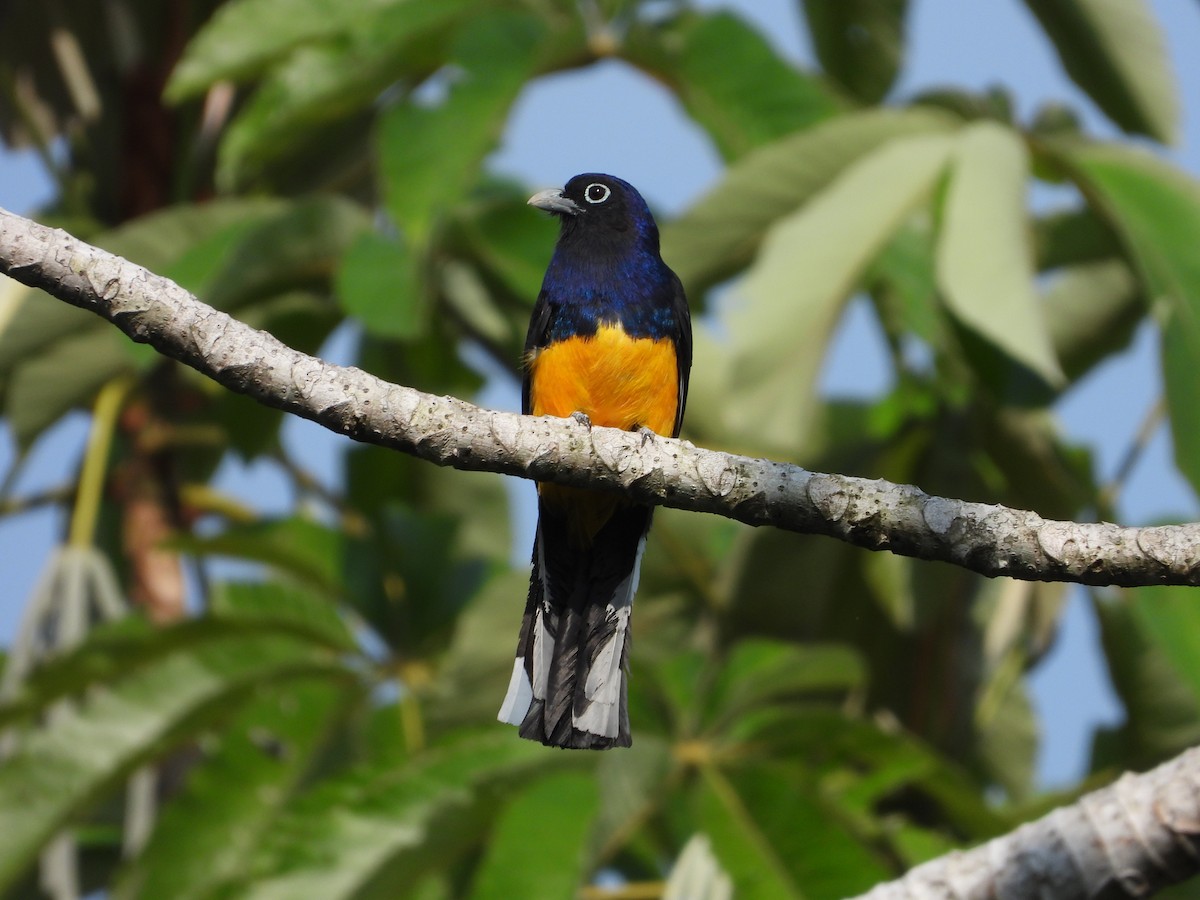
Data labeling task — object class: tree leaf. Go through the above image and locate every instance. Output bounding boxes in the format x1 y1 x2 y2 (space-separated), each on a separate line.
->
469 772 597 899
1043 258 1141 383
725 131 956 450
1055 142 1200 496
1019 0 1178 143
166 0 405 99
112 679 352 900
212 0 480 187
698 762 889 899
802 0 909 103
624 10 839 161
936 122 1063 387
379 11 548 244
0 630 348 893
236 732 585 900
336 231 427 340
661 107 956 295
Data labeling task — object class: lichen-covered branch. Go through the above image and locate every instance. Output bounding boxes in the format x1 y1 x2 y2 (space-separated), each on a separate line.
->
854 746 1200 899
2 205 1199 587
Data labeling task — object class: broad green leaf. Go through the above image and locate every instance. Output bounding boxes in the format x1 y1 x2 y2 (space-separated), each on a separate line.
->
802 0 908 103
213 0 480 187
469 773 597 899
204 195 370 310
698 763 889 899
379 11 548 243
661 107 956 294
174 518 345 599
210 580 357 652
1043 258 1141 382
936 122 1063 387
446 189 556 309
336 231 427 340
704 640 864 731
166 0 403 99
1092 593 1200 771
0 631 348 893
1019 0 1177 143
237 733 584 900
624 11 839 161
1033 207 1121 271
1128 585 1200 703
112 679 351 900
1056 142 1200 495
725 131 956 449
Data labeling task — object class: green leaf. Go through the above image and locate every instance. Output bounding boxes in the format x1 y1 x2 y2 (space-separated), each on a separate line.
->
698 763 889 899
174 518 345 599
802 0 908 103
0 631 348 893
236 733 584 900
204 195 370 310
1019 0 1178 143
166 0 403 99
112 679 352 900
1056 142 1200 495
661 107 956 295
1092 592 1200 771
725 131 956 449
704 640 864 730
469 773 597 899
1127 585 1200 703
936 122 1063 387
379 11 548 243
212 0 480 187
624 11 839 161
337 231 427 340
1043 258 1141 383
210 580 357 652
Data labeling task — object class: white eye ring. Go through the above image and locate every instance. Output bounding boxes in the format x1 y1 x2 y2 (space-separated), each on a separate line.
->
584 183 611 204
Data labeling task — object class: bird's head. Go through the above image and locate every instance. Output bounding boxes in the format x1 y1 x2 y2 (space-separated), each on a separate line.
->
528 173 659 255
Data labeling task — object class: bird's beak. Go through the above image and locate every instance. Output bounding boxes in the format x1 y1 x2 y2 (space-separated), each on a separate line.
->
528 188 583 216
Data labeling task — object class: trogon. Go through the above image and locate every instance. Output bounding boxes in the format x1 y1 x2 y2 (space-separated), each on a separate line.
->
497 174 692 749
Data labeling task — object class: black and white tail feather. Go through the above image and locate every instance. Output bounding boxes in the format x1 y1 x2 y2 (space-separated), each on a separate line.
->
498 503 651 749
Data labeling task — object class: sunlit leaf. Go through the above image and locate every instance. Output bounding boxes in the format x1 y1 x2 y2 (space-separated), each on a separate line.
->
661 107 956 294
0 630 348 893
1056 142 1200 496
112 679 352 900
936 122 1063 387
725 131 956 449
1019 0 1177 143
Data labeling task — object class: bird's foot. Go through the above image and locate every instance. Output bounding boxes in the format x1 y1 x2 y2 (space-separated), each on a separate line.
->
633 425 658 447
571 411 593 429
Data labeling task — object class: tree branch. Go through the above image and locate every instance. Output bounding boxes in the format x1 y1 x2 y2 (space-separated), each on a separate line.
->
2 205 1199 588
854 746 1200 899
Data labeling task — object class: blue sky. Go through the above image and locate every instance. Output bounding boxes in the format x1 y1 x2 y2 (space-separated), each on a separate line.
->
2 0 1198 788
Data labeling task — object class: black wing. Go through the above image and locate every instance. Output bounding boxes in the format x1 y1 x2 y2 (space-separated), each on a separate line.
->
668 271 693 438
521 291 554 416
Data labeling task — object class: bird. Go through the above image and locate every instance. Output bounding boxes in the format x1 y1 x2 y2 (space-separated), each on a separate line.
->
497 174 692 749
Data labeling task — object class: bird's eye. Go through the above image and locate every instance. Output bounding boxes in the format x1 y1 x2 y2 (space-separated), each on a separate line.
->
584 183 611 204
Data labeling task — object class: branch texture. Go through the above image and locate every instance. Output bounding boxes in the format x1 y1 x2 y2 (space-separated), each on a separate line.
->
855 747 1200 899
2 205 1200 587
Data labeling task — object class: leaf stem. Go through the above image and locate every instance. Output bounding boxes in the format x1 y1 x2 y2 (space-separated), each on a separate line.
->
68 377 134 549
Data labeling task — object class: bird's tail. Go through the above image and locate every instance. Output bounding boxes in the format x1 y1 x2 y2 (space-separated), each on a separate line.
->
498 502 650 749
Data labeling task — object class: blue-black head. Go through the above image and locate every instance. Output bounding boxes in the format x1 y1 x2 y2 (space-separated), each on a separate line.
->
528 173 661 259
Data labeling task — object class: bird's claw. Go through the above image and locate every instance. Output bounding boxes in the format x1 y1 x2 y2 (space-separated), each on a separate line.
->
634 425 657 447
571 411 593 429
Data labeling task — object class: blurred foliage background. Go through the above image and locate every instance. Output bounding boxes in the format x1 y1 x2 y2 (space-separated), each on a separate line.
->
2 0 1200 897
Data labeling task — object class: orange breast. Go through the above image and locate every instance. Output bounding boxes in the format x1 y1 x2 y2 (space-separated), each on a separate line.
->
528 322 679 435
528 322 679 546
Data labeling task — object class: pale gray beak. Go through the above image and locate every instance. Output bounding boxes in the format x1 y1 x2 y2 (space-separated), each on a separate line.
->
528 188 583 216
